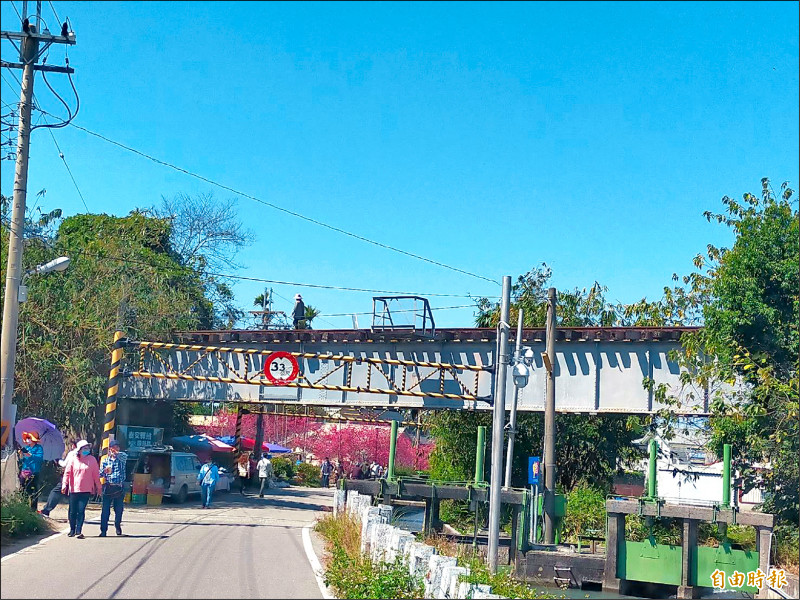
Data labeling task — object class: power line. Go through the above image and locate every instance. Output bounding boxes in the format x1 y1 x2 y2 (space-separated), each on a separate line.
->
321 304 475 318
63 121 500 287
69 249 479 298
43 121 89 212
47 1 62 25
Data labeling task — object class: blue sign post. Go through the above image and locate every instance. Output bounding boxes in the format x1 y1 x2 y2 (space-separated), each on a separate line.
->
528 456 541 485
528 457 541 544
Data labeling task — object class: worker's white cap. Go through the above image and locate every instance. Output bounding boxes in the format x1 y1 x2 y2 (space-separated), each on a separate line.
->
295 294 302 300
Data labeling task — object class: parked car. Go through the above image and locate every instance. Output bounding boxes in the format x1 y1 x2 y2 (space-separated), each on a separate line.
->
130 447 203 503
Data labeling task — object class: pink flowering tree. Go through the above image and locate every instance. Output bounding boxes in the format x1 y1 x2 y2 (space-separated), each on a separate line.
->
194 408 432 470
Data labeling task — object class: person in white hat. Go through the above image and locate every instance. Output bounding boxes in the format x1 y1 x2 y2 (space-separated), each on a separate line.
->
61 440 101 538
292 294 306 329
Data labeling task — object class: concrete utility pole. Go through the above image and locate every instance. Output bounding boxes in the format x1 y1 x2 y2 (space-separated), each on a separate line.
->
0 6 76 449
504 308 524 488
543 287 557 544
487 275 511 573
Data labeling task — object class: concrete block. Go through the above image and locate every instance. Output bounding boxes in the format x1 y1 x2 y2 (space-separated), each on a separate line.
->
441 566 469 599
407 542 436 579
378 503 394 523
457 582 491 599
334 489 346 516
425 554 458 598
360 508 381 554
371 523 394 562
388 530 415 563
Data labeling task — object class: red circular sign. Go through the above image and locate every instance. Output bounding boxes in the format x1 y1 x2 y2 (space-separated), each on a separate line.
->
264 351 299 385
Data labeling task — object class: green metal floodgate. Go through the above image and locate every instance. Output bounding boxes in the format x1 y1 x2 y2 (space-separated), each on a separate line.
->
618 539 759 592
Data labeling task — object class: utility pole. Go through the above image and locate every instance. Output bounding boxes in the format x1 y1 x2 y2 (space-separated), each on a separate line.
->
0 6 76 449
504 308 524 488
543 288 557 544
487 275 511 574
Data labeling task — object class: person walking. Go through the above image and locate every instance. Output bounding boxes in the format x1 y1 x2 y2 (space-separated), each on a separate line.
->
320 457 332 488
257 453 273 498
19 431 45 510
40 440 77 517
197 456 219 508
236 452 251 495
61 440 101 539
99 439 128 537
331 459 344 487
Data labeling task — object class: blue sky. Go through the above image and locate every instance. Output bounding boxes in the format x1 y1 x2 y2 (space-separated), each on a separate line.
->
2 1 798 329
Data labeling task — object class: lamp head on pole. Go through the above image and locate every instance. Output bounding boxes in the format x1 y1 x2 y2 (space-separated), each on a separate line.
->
27 256 70 276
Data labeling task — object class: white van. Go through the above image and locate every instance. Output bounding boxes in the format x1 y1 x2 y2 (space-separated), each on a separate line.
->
131 448 202 503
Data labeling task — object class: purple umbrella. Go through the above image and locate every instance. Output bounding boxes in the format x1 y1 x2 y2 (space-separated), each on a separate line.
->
15 417 65 460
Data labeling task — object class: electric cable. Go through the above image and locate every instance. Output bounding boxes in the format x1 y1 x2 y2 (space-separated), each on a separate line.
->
44 119 89 212
68 248 479 298
61 121 499 287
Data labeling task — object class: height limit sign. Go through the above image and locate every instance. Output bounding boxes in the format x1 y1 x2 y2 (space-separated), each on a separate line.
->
264 351 300 386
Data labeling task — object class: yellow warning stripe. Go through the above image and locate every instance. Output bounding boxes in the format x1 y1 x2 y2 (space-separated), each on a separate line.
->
129 370 482 401
130 340 488 372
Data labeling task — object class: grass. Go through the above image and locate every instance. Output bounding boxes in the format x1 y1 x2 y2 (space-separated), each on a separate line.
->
315 513 424 599
1 492 49 540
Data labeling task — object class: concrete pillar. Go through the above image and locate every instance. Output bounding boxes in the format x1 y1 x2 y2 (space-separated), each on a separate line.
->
755 526 772 600
678 519 699 599
603 513 625 594
509 507 519 564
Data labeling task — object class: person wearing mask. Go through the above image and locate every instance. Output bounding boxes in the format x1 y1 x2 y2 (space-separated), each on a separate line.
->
197 456 219 508
320 457 333 488
62 440 101 539
257 453 273 498
99 439 128 537
19 431 45 511
292 294 306 329
39 440 77 517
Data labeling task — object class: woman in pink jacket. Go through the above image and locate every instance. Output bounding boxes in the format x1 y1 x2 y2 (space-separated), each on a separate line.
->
62 440 101 539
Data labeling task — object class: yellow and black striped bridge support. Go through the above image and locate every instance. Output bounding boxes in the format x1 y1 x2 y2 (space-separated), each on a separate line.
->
101 330 125 458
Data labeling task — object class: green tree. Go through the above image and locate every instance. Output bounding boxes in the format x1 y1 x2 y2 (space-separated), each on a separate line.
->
425 410 641 492
1 203 243 441
683 180 797 523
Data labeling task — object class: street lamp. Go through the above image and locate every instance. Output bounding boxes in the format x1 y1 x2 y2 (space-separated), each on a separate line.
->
18 256 70 302
1 255 70 453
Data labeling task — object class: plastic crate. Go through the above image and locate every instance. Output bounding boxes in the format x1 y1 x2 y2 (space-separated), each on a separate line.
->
131 493 147 504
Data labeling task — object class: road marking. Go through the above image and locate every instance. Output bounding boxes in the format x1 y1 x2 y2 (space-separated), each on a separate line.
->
1 526 70 563
302 524 335 599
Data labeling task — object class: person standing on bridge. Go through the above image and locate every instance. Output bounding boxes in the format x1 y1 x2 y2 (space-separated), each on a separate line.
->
198 456 219 508
292 294 306 329
62 440 101 539
99 439 127 537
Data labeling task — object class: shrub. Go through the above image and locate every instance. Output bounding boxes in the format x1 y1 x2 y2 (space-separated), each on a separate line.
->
563 485 606 543
460 555 558 599
1 492 48 538
272 457 295 481
315 514 424 599
773 524 799 573
295 462 321 487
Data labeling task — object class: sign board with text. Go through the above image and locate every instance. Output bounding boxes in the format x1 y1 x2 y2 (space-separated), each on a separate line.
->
117 425 164 454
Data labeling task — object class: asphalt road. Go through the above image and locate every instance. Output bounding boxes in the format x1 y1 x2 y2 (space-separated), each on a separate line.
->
1 486 333 599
